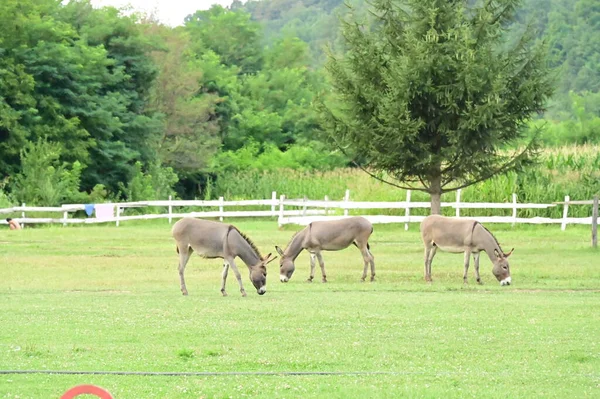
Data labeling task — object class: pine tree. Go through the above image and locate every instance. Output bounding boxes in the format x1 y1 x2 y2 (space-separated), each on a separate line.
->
319 0 554 213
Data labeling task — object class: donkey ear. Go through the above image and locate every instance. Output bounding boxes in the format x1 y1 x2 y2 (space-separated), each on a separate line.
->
264 253 277 264
494 249 501 259
505 248 514 257
275 246 284 256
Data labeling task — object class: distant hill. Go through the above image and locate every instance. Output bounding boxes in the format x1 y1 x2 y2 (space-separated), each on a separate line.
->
240 0 600 112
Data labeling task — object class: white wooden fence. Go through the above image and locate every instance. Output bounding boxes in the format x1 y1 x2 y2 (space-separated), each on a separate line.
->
1 190 598 233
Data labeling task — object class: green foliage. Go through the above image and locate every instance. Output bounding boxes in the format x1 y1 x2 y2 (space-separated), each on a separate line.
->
184 5 264 73
319 0 554 213
118 161 179 202
211 140 348 175
0 178 13 208
10 139 86 206
527 92 600 145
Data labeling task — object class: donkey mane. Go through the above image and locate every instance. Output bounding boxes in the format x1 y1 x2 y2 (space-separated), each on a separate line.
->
285 229 303 249
230 226 263 259
478 222 505 255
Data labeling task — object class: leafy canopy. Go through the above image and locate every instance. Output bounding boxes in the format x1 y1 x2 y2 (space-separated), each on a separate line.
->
319 0 554 211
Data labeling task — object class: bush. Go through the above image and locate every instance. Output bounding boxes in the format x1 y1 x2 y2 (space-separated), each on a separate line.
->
10 139 87 206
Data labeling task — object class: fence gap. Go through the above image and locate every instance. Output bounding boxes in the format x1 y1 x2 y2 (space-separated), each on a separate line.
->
455 189 461 217
561 195 570 231
219 196 224 222
592 195 598 249
404 190 411 231
512 193 518 227
343 189 350 216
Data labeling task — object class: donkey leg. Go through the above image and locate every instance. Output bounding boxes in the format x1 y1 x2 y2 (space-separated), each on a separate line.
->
316 252 327 283
359 244 375 282
177 246 193 296
424 245 437 282
307 252 316 282
227 258 247 297
368 246 376 282
220 261 230 297
463 251 471 284
359 246 370 282
473 252 483 284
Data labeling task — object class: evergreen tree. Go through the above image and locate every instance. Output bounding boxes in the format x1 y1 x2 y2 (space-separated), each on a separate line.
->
319 0 554 213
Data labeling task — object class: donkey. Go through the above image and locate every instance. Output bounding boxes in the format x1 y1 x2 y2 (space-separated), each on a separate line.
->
275 216 375 283
172 218 277 297
420 215 514 286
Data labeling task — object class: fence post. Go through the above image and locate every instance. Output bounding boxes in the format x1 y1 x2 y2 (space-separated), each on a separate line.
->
278 195 285 227
115 205 120 227
455 189 461 217
561 195 570 231
512 193 518 227
324 195 329 215
21 203 25 228
168 195 173 224
404 190 411 231
343 189 350 217
592 195 598 249
302 196 308 216
219 196 224 222
271 191 277 217
63 210 68 227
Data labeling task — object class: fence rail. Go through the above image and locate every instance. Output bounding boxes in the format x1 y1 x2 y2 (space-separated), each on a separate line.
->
1 191 598 236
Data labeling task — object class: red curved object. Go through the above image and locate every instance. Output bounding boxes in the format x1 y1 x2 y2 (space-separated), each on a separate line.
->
61 384 114 399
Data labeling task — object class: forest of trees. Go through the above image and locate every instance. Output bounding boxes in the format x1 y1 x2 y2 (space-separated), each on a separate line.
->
0 0 599 206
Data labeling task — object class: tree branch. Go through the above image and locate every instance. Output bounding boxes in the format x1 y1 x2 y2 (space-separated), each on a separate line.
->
440 145 533 192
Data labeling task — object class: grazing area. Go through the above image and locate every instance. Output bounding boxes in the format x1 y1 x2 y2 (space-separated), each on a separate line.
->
0 220 598 398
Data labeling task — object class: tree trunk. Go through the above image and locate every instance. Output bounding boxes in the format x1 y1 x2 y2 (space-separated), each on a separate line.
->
429 175 442 215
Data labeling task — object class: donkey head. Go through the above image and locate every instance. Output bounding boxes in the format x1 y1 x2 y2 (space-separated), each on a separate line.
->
492 248 514 286
250 253 276 295
275 245 295 282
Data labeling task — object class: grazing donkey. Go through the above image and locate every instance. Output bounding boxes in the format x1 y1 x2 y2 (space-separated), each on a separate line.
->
172 218 276 297
420 215 514 286
275 216 375 283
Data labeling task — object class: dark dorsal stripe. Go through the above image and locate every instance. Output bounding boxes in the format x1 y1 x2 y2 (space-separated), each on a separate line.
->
229 226 263 259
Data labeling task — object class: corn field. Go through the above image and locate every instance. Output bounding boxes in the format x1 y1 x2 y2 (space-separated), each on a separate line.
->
211 146 600 218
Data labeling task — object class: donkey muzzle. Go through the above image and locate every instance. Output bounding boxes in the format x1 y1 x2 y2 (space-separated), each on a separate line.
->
257 286 266 295
500 276 512 286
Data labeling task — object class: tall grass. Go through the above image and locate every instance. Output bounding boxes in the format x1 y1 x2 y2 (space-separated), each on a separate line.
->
211 146 600 218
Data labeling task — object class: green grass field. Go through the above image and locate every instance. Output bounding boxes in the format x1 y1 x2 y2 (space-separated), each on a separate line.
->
0 220 598 398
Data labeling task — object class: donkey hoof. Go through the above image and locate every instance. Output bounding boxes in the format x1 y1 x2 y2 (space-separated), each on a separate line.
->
306 279 313 283
241 292 247 297
370 277 375 282
221 291 228 297
477 280 483 285
182 290 189 296
321 279 327 283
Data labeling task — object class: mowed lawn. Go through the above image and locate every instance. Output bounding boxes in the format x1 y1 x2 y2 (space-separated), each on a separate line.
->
0 220 598 398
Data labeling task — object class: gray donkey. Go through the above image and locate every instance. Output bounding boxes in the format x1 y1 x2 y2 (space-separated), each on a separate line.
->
275 216 375 283
420 215 514 285
172 218 276 296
